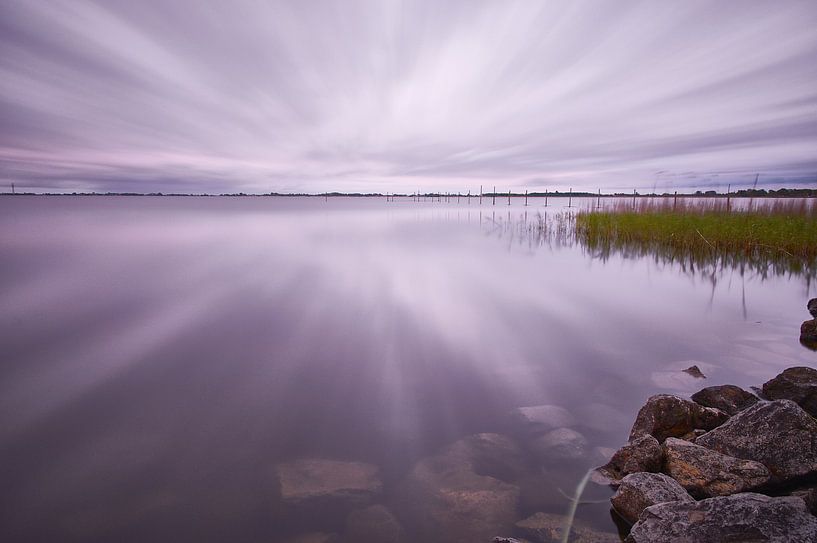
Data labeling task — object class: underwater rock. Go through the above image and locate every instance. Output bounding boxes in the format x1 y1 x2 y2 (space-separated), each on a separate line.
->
394 433 523 543
628 394 727 442
514 512 620 543
808 298 817 318
682 365 706 378
611 472 693 524
343 504 403 543
691 384 759 416
762 366 817 417
626 493 817 543
511 405 576 434
276 459 382 517
696 400 817 483
592 435 663 485
663 437 770 498
530 428 588 462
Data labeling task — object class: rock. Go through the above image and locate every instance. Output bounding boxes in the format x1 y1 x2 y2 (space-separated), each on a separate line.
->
277 459 382 508
802 319 817 342
573 402 630 434
691 384 759 415
696 399 817 483
677 428 707 442
611 472 693 524
626 492 817 543
663 437 770 498
394 433 523 543
492 538 527 543
514 512 620 543
344 505 403 543
592 435 663 485
512 405 576 434
682 365 706 378
790 486 817 516
628 394 728 442
762 366 817 417
530 428 587 462
809 298 817 318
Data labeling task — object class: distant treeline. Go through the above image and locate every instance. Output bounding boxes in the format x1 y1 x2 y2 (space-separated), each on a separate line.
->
2 188 816 197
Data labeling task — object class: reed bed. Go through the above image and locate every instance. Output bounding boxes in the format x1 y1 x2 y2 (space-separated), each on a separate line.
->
574 198 817 279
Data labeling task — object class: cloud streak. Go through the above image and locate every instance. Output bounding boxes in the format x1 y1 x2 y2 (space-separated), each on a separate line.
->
1 0 816 193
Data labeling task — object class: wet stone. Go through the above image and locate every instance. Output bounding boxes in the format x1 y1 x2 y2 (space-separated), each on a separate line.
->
592 434 663 485
611 472 693 524
530 428 587 462
762 366 817 418
512 405 576 434
691 384 759 416
628 394 727 443
344 504 403 543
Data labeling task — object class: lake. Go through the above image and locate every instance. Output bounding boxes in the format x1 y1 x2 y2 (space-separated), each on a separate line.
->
0 196 813 542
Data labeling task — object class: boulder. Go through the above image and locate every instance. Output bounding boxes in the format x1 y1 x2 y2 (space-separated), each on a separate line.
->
808 298 817 318
626 493 817 543
514 512 620 543
394 433 523 543
512 405 576 434
801 322 817 350
682 365 706 378
276 459 382 516
628 394 727 442
790 486 817 516
592 435 663 485
762 367 817 417
691 384 759 416
696 400 817 482
663 437 770 498
344 505 403 543
611 472 693 524
530 428 587 462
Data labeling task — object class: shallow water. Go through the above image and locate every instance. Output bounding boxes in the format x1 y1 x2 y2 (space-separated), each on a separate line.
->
0 196 813 542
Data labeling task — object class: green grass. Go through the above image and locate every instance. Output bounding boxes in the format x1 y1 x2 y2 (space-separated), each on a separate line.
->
574 198 817 278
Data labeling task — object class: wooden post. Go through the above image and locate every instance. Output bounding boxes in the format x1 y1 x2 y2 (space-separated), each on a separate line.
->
525 190 528 206
633 189 636 208
480 185 483 205
468 189 470 204
493 186 496 206
726 183 731 211
544 189 548 207
508 189 511 206
674 190 677 210
597 188 600 209
568 188 572 208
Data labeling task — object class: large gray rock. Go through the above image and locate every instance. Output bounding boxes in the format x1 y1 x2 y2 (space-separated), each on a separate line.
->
394 433 522 543
530 428 588 462
611 472 693 524
626 493 817 543
514 512 620 543
276 459 382 513
592 434 663 485
808 298 817 318
691 384 759 416
343 505 403 543
762 367 817 417
629 394 727 442
696 399 817 482
663 437 770 498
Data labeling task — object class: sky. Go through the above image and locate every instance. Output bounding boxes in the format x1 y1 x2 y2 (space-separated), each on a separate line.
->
1 0 816 194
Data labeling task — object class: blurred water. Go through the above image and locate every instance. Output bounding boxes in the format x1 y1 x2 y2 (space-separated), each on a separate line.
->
0 196 813 542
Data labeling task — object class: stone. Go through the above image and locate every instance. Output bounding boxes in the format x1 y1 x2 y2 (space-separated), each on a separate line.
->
626 493 817 543
663 437 770 498
809 298 817 318
492 538 527 543
394 433 523 543
592 435 663 485
696 399 817 483
628 394 727 442
682 365 706 378
790 486 817 516
762 366 817 417
611 472 693 524
530 428 587 462
276 459 382 511
514 512 620 543
344 505 403 543
512 405 576 434
691 384 759 415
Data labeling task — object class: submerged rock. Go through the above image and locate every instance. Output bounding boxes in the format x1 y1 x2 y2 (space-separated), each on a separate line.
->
696 399 817 482
276 459 382 510
592 435 663 485
691 384 759 416
531 428 588 462
809 298 817 318
611 472 693 524
762 366 817 417
512 405 576 434
628 394 727 442
344 505 403 543
514 512 619 543
682 365 706 379
663 437 770 498
626 492 817 543
394 433 523 543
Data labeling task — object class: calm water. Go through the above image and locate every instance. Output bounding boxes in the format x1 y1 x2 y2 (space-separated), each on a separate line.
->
0 196 814 542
